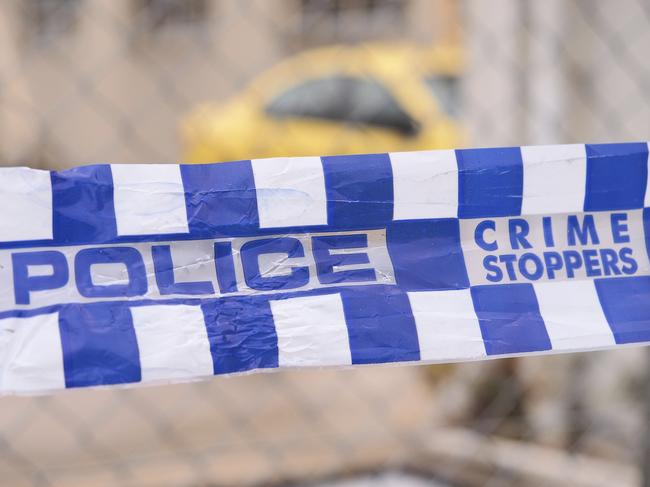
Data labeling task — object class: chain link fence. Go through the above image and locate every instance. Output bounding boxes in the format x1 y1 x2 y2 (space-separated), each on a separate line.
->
0 1 649 486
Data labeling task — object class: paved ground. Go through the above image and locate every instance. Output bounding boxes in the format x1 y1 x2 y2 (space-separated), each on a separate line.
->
0 365 438 487
314 471 449 487
0 350 643 487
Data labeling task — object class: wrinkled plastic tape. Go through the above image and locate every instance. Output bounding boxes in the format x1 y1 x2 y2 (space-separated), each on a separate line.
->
0 142 649 394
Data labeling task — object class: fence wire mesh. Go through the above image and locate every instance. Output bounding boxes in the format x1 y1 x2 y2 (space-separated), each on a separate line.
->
0 1 649 486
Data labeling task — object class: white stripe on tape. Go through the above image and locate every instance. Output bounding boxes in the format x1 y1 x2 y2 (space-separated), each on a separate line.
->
131 304 213 382
521 144 587 215
0 167 53 242
390 150 458 220
534 280 615 350
252 156 328 228
270 293 351 367
408 289 486 361
643 142 650 208
0 313 64 393
111 164 189 236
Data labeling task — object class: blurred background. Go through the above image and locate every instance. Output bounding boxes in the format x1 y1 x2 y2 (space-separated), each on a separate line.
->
0 0 649 486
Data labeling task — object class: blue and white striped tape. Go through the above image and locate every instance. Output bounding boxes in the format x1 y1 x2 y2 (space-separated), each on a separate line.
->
0 142 649 394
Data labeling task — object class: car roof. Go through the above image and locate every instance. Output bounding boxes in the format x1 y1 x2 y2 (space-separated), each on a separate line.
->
246 42 462 96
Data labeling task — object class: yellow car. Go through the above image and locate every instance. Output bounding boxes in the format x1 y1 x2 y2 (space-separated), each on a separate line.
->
182 42 463 163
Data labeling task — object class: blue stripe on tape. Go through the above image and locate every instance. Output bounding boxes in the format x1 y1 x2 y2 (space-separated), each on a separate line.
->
471 283 551 355
456 147 523 218
322 153 393 229
59 303 141 388
52 165 117 244
202 295 278 375
584 142 649 211
181 160 259 237
595 276 650 344
387 219 469 291
341 285 420 364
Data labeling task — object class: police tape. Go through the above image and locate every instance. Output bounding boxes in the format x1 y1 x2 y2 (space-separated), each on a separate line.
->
0 142 649 394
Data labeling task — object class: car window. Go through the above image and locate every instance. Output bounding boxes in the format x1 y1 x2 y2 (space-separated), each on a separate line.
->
343 77 418 135
266 75 418 135
266 77 348 120
423 75 460 118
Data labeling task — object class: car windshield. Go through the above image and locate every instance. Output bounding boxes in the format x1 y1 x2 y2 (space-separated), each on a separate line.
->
266 75 419 135
423 75 460 118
